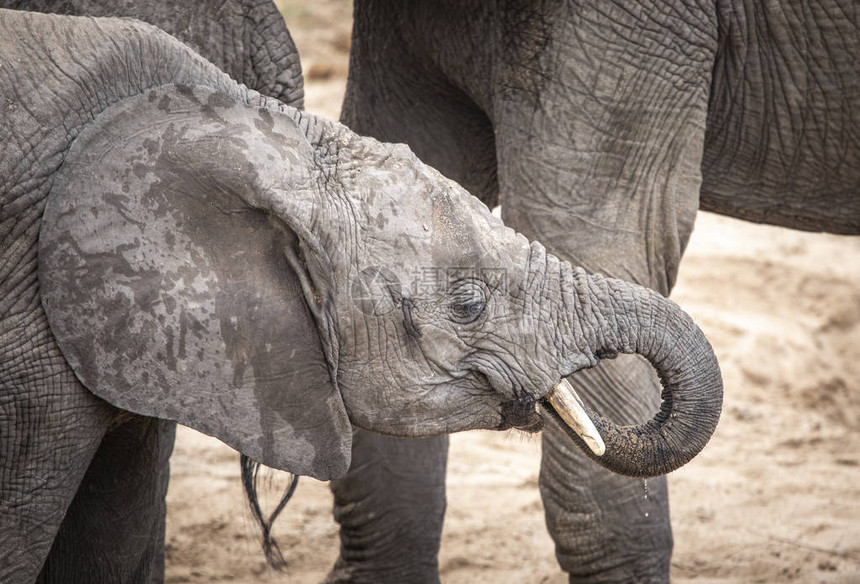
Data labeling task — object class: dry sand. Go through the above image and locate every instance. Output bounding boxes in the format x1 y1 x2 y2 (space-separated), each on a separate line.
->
164 3 860 581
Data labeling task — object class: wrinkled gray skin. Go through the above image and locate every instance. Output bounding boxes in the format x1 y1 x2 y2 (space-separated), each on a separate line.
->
0 9 724 584
1 0 304 579
0 0 304 107
330 1 860 583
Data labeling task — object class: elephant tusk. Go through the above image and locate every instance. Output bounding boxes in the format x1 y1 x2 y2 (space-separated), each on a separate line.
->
545 378 606 456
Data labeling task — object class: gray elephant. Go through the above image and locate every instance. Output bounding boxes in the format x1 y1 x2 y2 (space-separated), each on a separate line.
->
328 1 860 583
0 9 723 584
1 0 459 576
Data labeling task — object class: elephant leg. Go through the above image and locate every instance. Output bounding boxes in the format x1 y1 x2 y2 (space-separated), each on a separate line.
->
487 2 719 580
37 415 176 584
540 358 671 583
326 429 448 584
0 368 115 583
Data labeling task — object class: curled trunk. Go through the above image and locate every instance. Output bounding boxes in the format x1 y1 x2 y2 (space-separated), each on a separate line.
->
546 266 723 477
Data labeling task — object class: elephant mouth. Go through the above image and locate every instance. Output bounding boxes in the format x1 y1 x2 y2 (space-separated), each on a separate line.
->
464 359 542 432
497 398 543 432
463 356 604 445
541 378 606 456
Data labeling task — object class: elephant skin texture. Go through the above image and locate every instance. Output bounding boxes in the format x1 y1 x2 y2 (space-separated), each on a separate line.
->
330 1 859 583
0 0 304 107
0 8 722 583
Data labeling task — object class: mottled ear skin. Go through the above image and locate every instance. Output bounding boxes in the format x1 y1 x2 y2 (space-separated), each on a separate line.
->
38 84 351 480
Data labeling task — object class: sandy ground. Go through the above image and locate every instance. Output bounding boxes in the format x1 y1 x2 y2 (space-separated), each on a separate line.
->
164 2 860 582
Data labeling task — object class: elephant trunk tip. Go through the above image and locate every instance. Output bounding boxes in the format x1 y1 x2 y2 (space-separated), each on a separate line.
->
541 357 723 479
550 270 723 478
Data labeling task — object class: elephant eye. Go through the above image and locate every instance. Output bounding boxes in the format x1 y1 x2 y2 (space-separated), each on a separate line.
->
448 279 489 325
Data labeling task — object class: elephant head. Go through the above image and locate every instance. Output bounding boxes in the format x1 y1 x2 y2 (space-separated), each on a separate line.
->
26 29 720 483
38 83 721 481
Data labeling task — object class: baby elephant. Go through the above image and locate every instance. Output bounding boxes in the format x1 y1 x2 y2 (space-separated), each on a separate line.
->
0 9 722 583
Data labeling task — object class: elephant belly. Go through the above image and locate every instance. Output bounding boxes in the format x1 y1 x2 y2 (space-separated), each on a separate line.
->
699 0 860 235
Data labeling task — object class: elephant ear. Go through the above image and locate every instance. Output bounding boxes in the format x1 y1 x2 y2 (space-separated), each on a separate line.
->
38 84 351 480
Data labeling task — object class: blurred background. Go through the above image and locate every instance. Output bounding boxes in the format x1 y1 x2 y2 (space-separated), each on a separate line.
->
164 2 860 582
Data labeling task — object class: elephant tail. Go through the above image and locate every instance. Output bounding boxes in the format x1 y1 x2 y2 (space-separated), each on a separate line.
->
240 455 300 570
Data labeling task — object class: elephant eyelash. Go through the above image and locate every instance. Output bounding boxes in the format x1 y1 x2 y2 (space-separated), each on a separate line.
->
448 278 489 325
450 298 486 323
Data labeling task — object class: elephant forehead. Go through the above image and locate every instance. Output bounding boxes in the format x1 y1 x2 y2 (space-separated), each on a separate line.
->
429 186 482 257
338 135 523 274
428 183 530 274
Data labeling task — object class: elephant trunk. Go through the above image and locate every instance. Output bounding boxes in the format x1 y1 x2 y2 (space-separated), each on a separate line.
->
545 264 723 478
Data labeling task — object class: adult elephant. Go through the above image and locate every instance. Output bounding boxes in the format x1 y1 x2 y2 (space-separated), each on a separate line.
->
0 9 723 583
331 1 859 582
